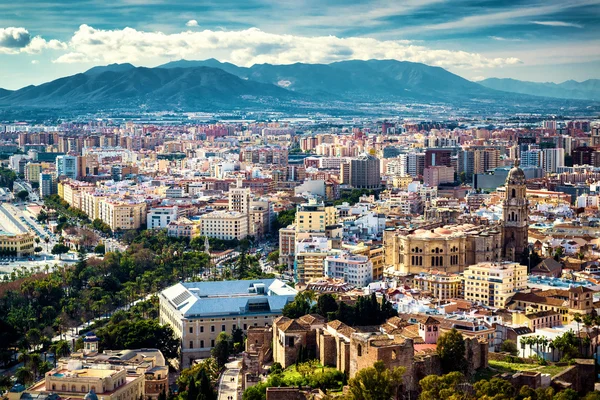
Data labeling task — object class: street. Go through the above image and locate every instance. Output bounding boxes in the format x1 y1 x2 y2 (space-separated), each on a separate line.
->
218 359 241 400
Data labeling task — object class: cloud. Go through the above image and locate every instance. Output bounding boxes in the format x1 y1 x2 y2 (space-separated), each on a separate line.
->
0 27 67 54
31 60 39 64
51 24 521 70
531 20 583 28
186 19 199 27
489 36 523 42
0 27 31 49
397 0 598 34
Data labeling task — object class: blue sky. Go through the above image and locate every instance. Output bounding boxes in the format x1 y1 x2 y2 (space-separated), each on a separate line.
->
0 0 599 89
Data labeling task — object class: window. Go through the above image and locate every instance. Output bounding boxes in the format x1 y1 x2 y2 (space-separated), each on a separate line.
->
189 341 194 349
211 339 215 347
211 325 215 332
200 340 204 348
81 386 86 392
189 327 193 334
243 324 247 330
200 326 204 333
357 344 362 356
222 324 226 332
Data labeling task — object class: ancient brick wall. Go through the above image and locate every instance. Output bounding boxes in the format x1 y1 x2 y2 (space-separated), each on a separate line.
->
317 331 337 367
551 359 595 394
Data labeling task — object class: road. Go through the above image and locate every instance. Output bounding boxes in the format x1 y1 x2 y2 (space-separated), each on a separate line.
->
218 359 241 400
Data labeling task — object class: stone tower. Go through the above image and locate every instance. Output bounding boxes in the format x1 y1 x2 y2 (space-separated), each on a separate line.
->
502 158 529 261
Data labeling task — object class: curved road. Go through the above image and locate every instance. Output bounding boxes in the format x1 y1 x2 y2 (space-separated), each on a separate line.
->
218 360 241 400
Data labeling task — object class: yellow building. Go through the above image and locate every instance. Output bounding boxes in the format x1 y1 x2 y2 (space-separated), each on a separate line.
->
295 199 337 233
99 199 147 231
462 262 527 307
9 365 144 400
413 272 462 301
25 163 42 183
167 217 201 239
199 210 249 240
383 224 502 275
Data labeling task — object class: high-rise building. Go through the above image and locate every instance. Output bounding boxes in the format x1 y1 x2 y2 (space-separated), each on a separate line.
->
592 125 600 147
56 155 78 180
542 148 565 173
425 149 452 168
501 159 529 261
521 149 542 168
349 154 380 189
39 172 57 197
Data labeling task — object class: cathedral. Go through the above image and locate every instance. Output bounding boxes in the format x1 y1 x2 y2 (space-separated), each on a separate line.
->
501 158 529 261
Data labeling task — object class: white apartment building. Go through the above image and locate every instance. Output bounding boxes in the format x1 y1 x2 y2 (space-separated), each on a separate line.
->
324 253 373 287
542 148 565 174
148 206 181 229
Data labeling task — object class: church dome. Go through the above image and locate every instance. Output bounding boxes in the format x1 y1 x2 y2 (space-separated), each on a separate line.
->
84 390 98 400
506 159 526 185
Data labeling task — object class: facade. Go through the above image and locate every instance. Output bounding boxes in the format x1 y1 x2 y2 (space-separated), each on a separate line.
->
159 279 296 369
349 154 380 189
167 217 200 239
462 262 527 307
99 199 147 231
509 287 597 324
324 253 373 287
423 166 454 187
542 148 565 173
199 210 248 240
25 162 42 183
148 206 180 229
39 172 57 197
412 272 462 300
295 199 336 233
501 159 529 261
56 155 78 180
294 237 330 284
384 224 502 275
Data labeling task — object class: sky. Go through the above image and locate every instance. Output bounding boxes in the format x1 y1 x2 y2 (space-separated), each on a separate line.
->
0 0 599 90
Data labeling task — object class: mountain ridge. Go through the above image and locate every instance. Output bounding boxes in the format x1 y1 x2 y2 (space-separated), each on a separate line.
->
479 77 600 100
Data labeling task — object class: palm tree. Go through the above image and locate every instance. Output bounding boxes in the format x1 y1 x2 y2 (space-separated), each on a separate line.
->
44 236 50 252
14 366 33 386
573 314 583 355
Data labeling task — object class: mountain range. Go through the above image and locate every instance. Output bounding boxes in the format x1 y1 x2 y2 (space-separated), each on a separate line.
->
479 77 600 100
0 59 596 114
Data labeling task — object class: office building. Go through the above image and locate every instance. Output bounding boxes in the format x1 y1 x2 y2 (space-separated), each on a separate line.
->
542 148 565 173
295 198 336 233
349 154 380 189
39 172 57 197
56 155 78 180
159 279 296 368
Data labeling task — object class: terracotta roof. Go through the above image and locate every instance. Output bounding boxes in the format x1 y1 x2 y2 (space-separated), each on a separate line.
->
278 319 310 332
298 314 325 325
510 292 567 307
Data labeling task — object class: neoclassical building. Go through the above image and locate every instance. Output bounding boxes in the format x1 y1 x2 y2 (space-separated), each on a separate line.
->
383 224 502 274
501 159 529 261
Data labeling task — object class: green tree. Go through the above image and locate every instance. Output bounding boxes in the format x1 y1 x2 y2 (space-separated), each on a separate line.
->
267 250 279 264
418 371 466 400
316 294 338 317
437 328 467 374
500 339 519 356
51 244 70 260
211 332 231 368
348 360 404 400
15 366 34 385
553 389 580 400
94 243 106 254
16 190 29 201
269 362 283 375
474 377 515 400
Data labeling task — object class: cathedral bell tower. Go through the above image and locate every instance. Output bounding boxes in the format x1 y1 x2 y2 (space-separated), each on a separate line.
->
502 158 529 261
